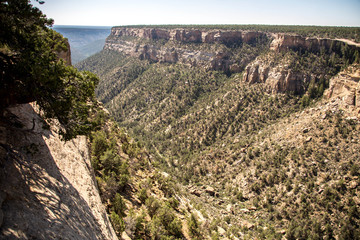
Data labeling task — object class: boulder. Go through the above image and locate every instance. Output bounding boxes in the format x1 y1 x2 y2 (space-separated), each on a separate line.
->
218 226 226 236
205 186 216 196
241 220 255 229
190 189 202 197
349 181 358 189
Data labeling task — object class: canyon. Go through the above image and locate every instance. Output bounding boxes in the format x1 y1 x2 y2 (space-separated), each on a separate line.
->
2 24 359 239
104 27 360 94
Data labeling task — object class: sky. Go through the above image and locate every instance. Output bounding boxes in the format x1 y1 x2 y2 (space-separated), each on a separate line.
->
31 0 360 27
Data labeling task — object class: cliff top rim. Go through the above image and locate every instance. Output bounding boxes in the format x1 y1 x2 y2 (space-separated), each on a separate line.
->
113 24 360 29
111 24 360 43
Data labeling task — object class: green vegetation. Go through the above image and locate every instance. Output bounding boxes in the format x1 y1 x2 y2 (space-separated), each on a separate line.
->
5 1 359 239
0 0 99 140
79 26 360 238
89 109 186 239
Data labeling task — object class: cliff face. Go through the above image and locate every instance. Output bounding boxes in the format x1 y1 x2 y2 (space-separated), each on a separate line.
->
270 33 360 52
242 57 310 94
325 64 360 111
243 35 360 93
0 103 118 240
109 27 265 44
270 34 333 52
104 27 268 73
104 27 360 94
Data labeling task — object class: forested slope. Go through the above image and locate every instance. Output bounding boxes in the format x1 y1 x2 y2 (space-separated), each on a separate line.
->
77 26 360 239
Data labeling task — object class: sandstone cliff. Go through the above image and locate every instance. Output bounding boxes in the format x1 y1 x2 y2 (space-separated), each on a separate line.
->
325 64 360 113
243 35 360 93
270 33 360 52
0 103 118 240
104 27 360 94
109 27 265 44
242 55 310 94
104 27 359 69
104 27 269 73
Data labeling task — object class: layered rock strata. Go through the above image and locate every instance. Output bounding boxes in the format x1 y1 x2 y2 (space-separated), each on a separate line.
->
104 27 268 73
242 58 309 94
104 27 360 93
270 33 360 52
325 65 360 112
109 27 265 44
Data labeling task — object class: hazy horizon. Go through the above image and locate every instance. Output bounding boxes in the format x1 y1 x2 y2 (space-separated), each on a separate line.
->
53 24 360 28
32 0 360 27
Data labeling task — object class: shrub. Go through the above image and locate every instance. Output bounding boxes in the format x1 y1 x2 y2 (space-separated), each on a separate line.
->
113 193 127 217
110 212 125 234
188 213 201 238
138 188 148 204
168 197 180 210
145 196 161 218
91 131 109 164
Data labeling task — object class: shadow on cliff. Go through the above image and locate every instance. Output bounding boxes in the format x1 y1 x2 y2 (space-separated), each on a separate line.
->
0 105 106 240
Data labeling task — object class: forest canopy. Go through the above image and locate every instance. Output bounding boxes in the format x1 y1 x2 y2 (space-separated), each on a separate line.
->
0 0 99 140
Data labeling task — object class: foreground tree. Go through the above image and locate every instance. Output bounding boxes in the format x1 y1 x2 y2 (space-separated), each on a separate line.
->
0 0 99 140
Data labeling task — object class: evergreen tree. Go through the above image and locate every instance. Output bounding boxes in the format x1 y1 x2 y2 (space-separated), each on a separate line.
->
0 0 99 140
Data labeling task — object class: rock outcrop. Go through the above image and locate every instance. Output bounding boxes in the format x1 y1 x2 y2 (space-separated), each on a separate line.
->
104 27 269 73
270 33 360 53
109 27 265 44
105 39 241 72
242 57 309 93
270 34 332 52
243 35 360 93
0 103 117 240
325 64 360 112
104 27 360 94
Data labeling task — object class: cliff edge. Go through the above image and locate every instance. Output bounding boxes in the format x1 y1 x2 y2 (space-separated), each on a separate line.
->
103 27 360 94
0 103 117 240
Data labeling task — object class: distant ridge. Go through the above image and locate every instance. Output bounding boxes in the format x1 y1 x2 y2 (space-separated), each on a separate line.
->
54 25 112 29
53 26 111 64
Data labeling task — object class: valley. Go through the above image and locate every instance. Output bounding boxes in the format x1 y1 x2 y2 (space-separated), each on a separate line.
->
76 25 360 239
2 1 360 239
54 25 111 64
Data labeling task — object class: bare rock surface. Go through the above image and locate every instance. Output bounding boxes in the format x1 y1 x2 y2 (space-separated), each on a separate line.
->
242 55 308 94
105 27 360 77
104 27 268 74
325 64 360 111
270 33 360 52
0 103 117 240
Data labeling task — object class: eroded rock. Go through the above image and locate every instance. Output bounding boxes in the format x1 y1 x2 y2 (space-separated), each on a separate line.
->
0 103 117 240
